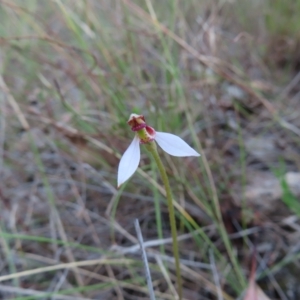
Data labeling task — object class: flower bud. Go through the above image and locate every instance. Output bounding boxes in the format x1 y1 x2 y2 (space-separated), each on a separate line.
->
127 114 155 143
127 114 146 131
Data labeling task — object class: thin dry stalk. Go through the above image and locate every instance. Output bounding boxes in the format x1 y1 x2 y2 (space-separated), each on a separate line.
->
209 249 223 300
134 219 156 300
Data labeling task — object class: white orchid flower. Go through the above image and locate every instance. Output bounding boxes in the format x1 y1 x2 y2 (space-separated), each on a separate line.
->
118 114 200 187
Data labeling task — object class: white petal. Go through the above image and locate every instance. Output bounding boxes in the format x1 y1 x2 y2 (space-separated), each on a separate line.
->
155 132 200 157
117 135 141 187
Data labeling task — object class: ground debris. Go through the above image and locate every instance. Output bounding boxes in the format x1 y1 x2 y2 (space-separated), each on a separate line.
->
233 171 300 213
244 281 271 300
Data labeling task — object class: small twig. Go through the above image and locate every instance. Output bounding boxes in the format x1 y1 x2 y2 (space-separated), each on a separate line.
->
134 219 156 300
209 249 223 300
112 227 207 254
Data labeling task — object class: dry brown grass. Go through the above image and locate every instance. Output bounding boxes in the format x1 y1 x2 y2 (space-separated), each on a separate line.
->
0 0 300 299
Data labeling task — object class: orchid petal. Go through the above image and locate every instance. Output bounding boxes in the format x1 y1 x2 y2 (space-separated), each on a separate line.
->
155 132 200 157
117 135 141 187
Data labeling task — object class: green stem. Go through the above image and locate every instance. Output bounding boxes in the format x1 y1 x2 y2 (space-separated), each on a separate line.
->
146 142 182 300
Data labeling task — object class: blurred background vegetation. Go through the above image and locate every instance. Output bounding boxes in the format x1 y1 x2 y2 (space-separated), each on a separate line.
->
0 0 300 299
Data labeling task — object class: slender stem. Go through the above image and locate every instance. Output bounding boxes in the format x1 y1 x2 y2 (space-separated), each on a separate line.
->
146 142 182 300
